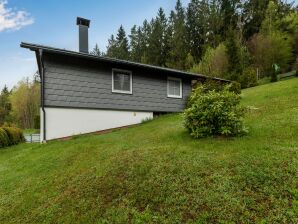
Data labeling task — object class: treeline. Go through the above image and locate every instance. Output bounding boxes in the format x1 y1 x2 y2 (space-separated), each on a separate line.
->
91 0 298 88
0 75 40 129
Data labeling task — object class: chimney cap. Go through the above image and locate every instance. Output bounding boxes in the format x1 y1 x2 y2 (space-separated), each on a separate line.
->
76 17 90 27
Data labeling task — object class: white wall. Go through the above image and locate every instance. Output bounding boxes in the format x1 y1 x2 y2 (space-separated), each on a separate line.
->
40 107 153 141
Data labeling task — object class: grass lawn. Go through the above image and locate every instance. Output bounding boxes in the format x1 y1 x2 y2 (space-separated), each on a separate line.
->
0 78 297 223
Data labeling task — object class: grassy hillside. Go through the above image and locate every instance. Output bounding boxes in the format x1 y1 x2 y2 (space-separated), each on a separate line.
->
0 78 297 223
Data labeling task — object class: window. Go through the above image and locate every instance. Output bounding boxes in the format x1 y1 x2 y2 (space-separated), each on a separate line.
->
112 69 132 94
167 77 182 98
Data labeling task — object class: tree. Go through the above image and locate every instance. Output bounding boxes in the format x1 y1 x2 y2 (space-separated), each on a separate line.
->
220 0 240 38
248 1 293 77
167 0 188 70
249 32 292 76
146 8 169 66
242 0 269 39
90 44 102 56
139 19 152 64
225 28 243 78
191 43 229 78
129 25 142 62
186 0 207 61
10 78 40 129
0 85 12 125
106 26 130 60
115 25 130 60
106 34 118 58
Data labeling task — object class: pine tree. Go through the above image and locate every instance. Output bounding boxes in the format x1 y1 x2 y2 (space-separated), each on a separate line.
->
147 8 169 66
106 34 117 58
106 26 130 60
115 25 130 60
167 0 188 70
226 28 242 80
140 19 152 64
129 25 142 62
242 0 269 39
90 44 102 56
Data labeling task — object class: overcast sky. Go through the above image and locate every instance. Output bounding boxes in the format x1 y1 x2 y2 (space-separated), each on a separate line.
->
0 0 191 89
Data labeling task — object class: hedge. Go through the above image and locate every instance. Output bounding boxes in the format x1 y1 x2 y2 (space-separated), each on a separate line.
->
0 127 25 148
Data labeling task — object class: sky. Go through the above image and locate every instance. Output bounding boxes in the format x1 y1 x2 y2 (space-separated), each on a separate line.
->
0 0 297 90
0 0 191 89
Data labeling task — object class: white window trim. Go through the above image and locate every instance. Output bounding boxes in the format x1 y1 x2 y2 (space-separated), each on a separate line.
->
112 68 133 94
167 77 182 99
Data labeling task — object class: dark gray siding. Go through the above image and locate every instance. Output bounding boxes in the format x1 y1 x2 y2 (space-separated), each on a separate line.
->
43 53 193 112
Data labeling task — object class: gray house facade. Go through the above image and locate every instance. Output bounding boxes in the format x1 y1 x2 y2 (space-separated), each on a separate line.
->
21 18 228 142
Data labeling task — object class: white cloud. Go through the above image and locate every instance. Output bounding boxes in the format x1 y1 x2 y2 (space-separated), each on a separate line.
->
0 0 33 32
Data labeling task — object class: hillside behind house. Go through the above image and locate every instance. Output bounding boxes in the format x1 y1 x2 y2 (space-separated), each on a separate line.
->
0 78 297 223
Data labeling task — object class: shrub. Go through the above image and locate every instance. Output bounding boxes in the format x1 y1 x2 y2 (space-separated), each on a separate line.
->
2 127 25 146
229 81 241 94
184 85 247 138
0 128 9 148
240 67 258 88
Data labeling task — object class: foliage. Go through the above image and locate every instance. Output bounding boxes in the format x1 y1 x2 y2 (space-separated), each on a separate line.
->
0 85 12 125
0 128 9 148
184 85 247 138
90 44 102 56
191 43 229 78
101 0 297 86
146 8 169 67
239 67 258 88
166 0 188 70
0 127 24 147
0 79 297 223
10 78 40 129
249 31 293 76
106 25 130 60
229 81 242 94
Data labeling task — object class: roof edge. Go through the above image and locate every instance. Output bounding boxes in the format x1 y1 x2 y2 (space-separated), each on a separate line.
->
20 42 230 82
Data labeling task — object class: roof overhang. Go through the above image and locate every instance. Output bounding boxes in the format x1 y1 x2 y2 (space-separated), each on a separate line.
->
20 42 230 83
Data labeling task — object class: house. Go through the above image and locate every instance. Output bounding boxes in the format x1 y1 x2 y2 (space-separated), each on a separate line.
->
21 17 228 142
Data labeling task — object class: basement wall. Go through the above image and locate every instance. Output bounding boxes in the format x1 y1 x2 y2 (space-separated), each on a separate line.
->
40 107 153 142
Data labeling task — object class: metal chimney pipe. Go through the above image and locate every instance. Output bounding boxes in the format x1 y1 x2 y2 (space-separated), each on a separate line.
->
76 17 90 53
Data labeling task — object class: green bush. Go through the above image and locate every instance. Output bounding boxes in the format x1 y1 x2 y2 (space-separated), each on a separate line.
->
184 85 247 138
2 127 25 146
240 67 258 88
229 81 241 94
0 128 10 148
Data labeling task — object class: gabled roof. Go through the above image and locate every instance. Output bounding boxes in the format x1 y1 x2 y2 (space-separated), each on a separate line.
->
20 42 230 82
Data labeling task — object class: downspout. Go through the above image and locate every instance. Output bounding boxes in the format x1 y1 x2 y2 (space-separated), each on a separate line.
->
38 49 46 143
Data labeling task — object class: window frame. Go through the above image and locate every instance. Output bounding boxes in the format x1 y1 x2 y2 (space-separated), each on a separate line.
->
112 68 133 94
167 77 182 99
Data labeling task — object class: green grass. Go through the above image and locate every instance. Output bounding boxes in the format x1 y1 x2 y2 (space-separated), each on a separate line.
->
1 78 297 223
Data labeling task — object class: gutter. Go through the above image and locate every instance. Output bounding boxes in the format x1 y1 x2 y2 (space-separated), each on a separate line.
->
37 49 46 143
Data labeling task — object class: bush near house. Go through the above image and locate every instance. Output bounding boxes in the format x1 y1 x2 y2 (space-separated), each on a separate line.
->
184 84 247 138
0 127 25 148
